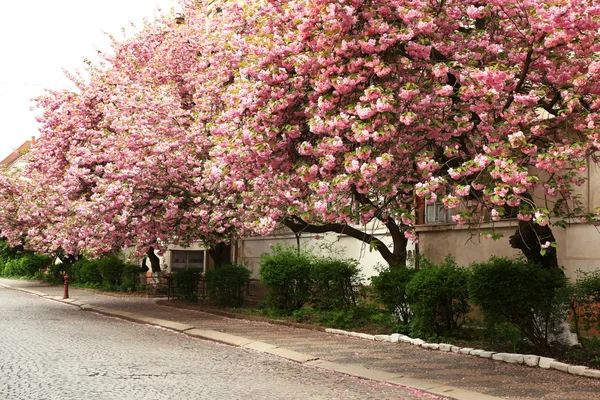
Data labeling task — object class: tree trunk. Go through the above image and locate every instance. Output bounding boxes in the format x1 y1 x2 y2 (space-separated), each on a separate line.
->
146 247 161 273
208 243 231 268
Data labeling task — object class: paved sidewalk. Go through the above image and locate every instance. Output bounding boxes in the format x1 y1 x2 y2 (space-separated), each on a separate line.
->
2 278 599 400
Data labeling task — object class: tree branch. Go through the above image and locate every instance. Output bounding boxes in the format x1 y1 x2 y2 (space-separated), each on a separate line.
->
283 215 403 267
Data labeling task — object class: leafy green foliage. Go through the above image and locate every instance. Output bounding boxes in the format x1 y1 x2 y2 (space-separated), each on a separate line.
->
43 263 69 284
259 245 312 312
571 269 600 337
564 336 600 366
206 263 251 306
120 263 144 292
96 256 127 289
1 254 51 278
370 264 416 325
290 304 382 329
70 255 141 292
406 256 470 337
0 239 24 265
309 258 362 310
173 268 202 302
70 259 102 285
259 245 364 312
468 257 569 352
0 239 52 278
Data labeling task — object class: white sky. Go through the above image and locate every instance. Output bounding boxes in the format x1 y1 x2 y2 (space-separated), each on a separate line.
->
0 0 180 159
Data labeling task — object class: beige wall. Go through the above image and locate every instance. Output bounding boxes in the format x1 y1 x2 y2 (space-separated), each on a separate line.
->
555 224 600 279
418 160 600 280
417 219 600 280
417 221 521 267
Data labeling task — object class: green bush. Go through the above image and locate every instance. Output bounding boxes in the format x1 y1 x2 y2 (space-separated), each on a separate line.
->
371 265 416 325
206 263 251 306
19 254 51 276
259 245 312 312
96 256 127 289
290 304 382 329
0 239 24 265
310 258 362 310
173 268 202 302
570 269 600 338
70 256 140 291
324 304 381 329
469 257 569 352
119 263 143 292
406 256 470 337
71 259 102 285
1 259 20 277
44 263 70 284
1 253 51 278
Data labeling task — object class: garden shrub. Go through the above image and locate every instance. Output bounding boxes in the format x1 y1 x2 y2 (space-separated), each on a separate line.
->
469 256 569 352
325 304 381 329
71 259 102 285
1 259 21 277
406 256 470 337
0 239 52 278
173 268 202 302
570 269 600 338
119 263 143 292
44 262 70 284
259 244 312 312
96 256 127 289
370 265 416 325
18 254 51 276
70 255 140 291
310 258 362 310
291 304 382 329
206 263 251 306
1 254 51 277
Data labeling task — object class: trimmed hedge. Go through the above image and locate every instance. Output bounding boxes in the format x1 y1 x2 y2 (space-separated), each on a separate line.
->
206 263 251 306
469 257 569 352
371 265 415 325
259 245 312 312
259 245 363 313
310 258 362 310
406 256 470 337
1 253 52 278
70 255 142 291
173 268 202 302
571 269 600 338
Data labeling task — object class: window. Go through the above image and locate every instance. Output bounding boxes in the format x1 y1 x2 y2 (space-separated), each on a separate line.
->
425 200 454 224
171 250 205 272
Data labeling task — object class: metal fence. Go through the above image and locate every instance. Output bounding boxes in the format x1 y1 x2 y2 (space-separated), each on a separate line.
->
136 273 261 301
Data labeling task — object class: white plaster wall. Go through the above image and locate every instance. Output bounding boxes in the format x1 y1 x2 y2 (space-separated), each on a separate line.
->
238 229 399 281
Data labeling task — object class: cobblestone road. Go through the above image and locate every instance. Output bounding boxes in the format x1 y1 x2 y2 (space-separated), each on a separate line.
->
0 288 442 400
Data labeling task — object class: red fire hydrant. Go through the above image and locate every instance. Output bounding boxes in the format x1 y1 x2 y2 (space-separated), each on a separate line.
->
63 273 70 299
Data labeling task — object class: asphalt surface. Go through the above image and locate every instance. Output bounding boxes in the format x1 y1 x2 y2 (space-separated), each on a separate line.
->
0 287 443 400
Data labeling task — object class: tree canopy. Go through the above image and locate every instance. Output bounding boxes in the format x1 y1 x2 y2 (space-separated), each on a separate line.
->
2 0 600 266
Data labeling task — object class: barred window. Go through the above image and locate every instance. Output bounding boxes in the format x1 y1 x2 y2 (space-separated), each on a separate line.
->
171 250 205 272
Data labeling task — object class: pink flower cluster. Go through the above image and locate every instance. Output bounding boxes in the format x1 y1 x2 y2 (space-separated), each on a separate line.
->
0 0 599 261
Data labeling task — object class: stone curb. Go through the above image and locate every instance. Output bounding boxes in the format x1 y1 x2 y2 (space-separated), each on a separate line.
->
324 328 600 380
2 282 504 400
